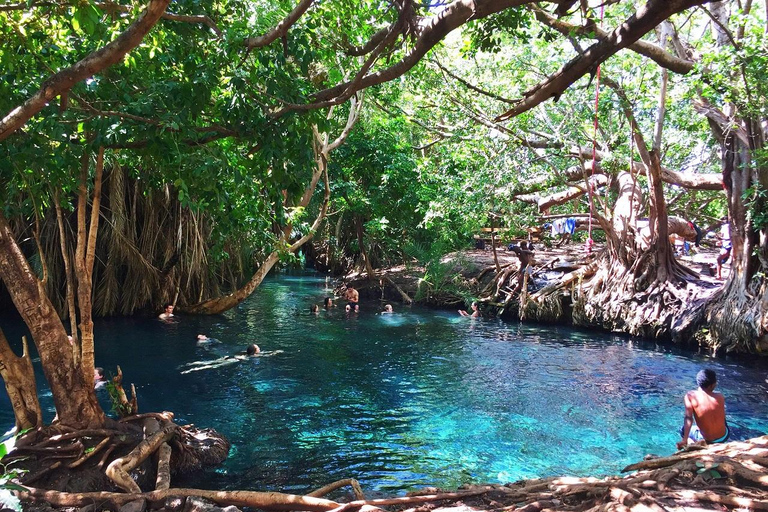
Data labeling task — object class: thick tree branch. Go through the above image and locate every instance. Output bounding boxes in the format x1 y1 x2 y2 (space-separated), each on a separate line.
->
276 0 530 116
344 27 391 56
0 0 171 142
496 0 707 122
517 173 609 211
244 0 314 50
93 2 222 37
530 5 694 74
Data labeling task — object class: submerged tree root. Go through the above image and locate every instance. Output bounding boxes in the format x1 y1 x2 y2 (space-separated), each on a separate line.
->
14 436 768 512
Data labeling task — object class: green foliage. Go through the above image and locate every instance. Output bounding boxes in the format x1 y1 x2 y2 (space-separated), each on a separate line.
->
0 432 28 512
105 379 133 417
415 252 473 304
462 8 532 55
743 184 768 231
1 0 763 313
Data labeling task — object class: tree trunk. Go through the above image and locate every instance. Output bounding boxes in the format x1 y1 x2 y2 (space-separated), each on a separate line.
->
0 213 104 428
701 109 768 352
74 146 105 390
569 79 697 339
355 215 376 280
54 191 79 358
0 332 42 431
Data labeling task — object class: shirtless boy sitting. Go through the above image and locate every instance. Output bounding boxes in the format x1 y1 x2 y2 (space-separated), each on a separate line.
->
677 369 729 449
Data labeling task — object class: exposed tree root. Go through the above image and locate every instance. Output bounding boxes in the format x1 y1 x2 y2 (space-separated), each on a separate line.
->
309 478 366 499
19 487 343 510
106 424 177 492
69 435 112 468
6 412 228 497
155 442 172 490
14 435 768 512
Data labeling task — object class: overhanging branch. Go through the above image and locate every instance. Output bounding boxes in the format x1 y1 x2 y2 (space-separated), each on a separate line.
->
495 0 706 122
530 5 694 74
0 0 171 142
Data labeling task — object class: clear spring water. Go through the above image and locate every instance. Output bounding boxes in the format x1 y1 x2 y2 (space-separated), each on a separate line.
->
1 272 767 495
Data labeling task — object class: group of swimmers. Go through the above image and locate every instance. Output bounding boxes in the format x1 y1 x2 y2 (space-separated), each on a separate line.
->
308 287 395 315
155 294 733 451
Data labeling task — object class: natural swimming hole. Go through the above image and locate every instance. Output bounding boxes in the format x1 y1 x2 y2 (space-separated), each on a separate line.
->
1 272 767 494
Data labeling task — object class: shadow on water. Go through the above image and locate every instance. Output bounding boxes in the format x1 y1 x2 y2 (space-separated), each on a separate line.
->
1 271 767 493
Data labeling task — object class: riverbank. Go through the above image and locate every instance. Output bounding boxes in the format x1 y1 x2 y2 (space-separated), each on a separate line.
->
18 435 768 512
345 242 731 350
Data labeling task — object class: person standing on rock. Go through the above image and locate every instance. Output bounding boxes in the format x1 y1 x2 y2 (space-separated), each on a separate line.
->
677 369 729 449
716 217 731 280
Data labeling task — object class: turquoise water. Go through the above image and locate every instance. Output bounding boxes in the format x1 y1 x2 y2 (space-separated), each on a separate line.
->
1 272 768 494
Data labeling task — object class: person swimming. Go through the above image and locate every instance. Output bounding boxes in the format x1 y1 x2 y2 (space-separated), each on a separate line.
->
159 304 175 321
180 344 281 374
382 304 394 314
196 334 220 346
94 367 106 389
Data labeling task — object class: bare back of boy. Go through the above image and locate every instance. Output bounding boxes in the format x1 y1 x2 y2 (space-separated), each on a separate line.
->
685 388 727 442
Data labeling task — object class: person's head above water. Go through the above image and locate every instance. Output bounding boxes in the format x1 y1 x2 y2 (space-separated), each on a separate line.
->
697 369 717 390
383 304 393 313
197 334 208 340
246 344 261 356
323 297 333 307
310 304 319 313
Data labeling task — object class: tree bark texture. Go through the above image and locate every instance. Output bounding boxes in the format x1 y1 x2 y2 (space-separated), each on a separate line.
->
0 213 104 428
74 146 105 390
0 332 42 431
702 107 768 352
